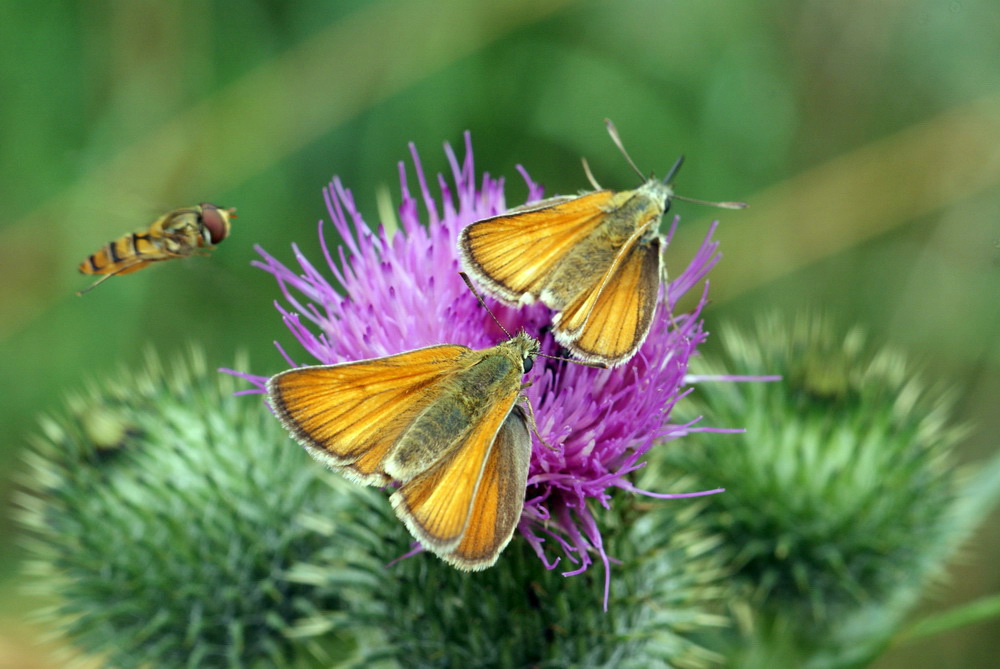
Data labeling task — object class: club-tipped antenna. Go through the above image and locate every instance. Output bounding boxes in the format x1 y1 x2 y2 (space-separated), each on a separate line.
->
537 351 607 369
460 272 513 339
672 194 748 210
604 119 646 182
663 155 685 184
605 121 748 210
661 154 747 209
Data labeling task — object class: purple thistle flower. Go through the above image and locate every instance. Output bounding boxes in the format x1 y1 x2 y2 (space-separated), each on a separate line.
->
226 133 729 608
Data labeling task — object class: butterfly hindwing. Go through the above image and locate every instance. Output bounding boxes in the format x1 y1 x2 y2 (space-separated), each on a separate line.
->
390 379 523 555
446 405 531 569
556 237 662 365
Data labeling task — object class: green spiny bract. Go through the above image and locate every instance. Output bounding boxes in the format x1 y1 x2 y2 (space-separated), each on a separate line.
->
17 347 736 668
667 312 964 661
17 348 354 668
287 472 728 669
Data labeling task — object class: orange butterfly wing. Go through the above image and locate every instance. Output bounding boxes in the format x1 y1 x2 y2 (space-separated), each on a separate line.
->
390 381 523 556
445 405 530 569
459 191 616 303
554 235 662 366
267 345 470 485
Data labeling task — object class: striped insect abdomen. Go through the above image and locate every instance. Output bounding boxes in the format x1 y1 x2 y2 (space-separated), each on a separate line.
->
78 232 166 276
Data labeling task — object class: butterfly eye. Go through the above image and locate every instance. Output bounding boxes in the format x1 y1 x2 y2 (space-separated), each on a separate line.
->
522 356 534 373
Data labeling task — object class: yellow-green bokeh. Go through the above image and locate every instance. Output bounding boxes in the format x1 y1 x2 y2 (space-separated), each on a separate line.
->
2 1 997 666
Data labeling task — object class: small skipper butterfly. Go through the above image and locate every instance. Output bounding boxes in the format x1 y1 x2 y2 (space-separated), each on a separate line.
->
459 120 745 367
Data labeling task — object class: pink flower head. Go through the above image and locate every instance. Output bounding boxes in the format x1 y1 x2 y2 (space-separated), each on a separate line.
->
227 133 726 608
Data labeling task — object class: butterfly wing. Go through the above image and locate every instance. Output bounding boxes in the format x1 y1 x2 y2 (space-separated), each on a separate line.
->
390 381 523 557
459 190 616 304
445 405 530 570
267 345 470 485
553 235 662 366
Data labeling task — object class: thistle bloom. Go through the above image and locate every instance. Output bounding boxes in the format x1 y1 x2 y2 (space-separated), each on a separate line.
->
229 133 729 606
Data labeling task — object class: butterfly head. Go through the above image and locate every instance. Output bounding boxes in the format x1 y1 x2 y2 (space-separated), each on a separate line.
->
509 330 541 374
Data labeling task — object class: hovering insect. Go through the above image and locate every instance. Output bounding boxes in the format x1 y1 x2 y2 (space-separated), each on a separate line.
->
77 202 235 295
459 120 745 367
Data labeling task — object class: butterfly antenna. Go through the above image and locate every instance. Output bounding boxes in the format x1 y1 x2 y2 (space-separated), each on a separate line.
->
672 194 749 210
459 272 513 339
663 155 685 184
604 119 646 182
581 157 602 190
460 272 607 369
663 154 748 209
537 352 607 369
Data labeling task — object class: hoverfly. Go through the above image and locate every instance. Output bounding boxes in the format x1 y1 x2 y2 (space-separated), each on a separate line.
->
77 202 235 295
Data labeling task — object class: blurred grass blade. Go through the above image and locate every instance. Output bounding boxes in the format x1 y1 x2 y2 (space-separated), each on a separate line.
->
671 91 1000 304
901 593 1000 642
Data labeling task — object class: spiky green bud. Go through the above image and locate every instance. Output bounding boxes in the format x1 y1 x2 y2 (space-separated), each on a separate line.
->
17 349 351 668
668 312 967 663
16 347 736 668
287 471 729 668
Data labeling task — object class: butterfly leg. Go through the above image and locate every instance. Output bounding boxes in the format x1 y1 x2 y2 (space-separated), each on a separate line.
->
656 246 684 333
518 394 554 451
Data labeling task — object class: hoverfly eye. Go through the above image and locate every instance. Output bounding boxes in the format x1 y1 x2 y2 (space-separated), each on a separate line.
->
199 203 230 244
522 356 534 373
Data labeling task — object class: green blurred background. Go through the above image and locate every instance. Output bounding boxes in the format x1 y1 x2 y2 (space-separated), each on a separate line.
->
2 0 997 666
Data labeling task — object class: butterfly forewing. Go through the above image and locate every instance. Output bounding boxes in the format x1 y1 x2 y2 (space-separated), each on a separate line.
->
267 345 470 485
459 191 616 303
390 377 521 553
